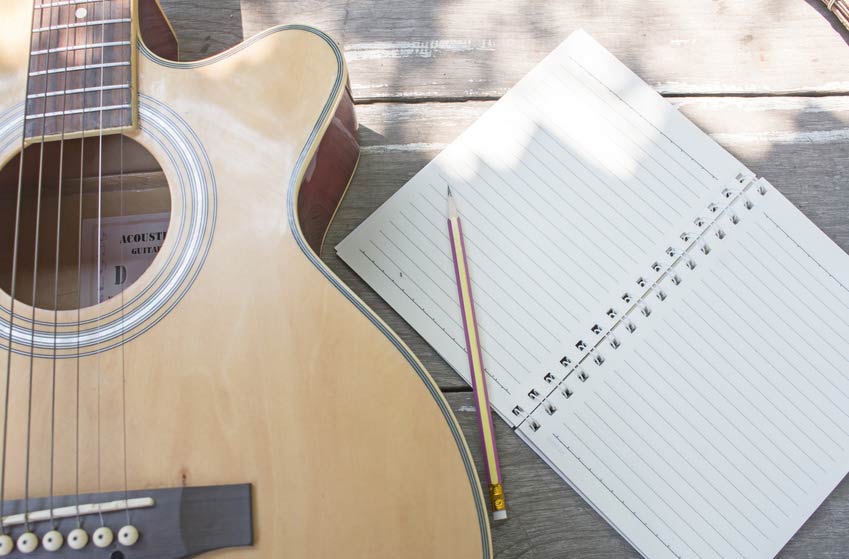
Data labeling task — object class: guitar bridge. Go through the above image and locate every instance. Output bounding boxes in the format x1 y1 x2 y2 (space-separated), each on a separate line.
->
0 484 252 558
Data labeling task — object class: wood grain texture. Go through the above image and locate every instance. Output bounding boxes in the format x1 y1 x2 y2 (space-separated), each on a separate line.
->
158 0 849 100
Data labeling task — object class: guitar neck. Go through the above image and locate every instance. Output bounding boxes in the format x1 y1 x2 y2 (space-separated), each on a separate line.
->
25 0 137 142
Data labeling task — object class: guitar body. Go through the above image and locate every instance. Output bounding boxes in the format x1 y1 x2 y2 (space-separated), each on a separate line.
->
0 2 491 558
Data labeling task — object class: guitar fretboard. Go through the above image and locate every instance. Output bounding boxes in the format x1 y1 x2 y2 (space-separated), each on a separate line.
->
26 0 134 141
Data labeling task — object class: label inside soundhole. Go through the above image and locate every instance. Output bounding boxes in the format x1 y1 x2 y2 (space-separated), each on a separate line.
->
81 212 170 307
0 134 171 310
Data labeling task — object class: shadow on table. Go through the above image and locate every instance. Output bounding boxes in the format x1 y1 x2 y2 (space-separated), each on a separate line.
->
803 0 849 44
158 0 246 60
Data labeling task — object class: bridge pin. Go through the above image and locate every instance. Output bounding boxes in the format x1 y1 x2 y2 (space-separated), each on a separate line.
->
67 528 88 550
42 530 63 552
16 532 37 554
0 534 12 556
118 525 139 546
93 526 114 548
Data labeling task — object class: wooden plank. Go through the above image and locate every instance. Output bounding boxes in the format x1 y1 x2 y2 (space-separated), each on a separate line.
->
445 391 849 559
158 0 849 100
321 96 849 390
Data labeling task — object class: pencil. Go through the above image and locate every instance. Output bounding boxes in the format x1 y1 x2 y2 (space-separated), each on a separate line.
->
446 184 507 521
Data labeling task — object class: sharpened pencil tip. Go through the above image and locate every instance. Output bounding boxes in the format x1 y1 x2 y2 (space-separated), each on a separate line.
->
446 183 458 219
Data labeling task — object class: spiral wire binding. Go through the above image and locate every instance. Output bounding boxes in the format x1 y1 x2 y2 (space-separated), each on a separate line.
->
520 174 769 432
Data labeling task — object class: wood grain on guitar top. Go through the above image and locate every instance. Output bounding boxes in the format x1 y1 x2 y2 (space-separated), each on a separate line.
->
0 1 491 557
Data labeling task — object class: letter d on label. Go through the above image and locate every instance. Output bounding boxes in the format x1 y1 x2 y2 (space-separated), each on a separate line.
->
115 265 128 286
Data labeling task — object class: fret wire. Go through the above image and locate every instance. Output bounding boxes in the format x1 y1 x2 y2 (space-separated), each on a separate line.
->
24 104 131 121
32 40 130 55
32 18 130 33
29 61 130 77
27 83 129 99
34 0 109 8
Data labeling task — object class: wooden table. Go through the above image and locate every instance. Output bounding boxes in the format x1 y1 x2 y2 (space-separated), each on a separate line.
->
161 1 849 556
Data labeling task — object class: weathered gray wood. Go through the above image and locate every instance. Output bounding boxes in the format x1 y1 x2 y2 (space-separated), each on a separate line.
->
446 392 849 559
158 0 849 100
322 96 849 388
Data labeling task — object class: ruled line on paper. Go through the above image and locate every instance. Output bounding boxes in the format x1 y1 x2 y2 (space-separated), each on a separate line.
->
491 124 665 244
423 182 595 313
566 54 720 183
447 153 639 271
387 218 558 347
378 228 548 359
575 408 727 558
592 391 771 541
615 363 790 519
474 99 673 240
396 210 565 339
643 336 819 487
659 316 836 469
553 429 688 559
729 247 849 367
520 77 695 211
442 158 624 282
746 230 849 333
714 264 849 393
762 215 849 298
698 282 849 421
541 67 704 205
599 380 779 533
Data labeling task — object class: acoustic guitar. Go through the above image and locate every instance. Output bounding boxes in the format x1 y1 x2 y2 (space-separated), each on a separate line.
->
0 1 492 557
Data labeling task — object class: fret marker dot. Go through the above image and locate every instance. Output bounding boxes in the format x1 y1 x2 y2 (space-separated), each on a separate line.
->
75 7 87 19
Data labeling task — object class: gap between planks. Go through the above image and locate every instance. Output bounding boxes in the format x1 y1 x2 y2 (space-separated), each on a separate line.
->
353 90 849 106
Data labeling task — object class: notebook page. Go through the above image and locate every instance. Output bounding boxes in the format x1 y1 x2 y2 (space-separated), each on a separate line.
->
519 180 849 559
336 29 749 426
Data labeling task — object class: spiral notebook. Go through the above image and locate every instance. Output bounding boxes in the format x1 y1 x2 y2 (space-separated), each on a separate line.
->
336 30 849 559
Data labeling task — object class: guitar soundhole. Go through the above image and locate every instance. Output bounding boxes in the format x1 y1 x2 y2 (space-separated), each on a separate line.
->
0 135 171 310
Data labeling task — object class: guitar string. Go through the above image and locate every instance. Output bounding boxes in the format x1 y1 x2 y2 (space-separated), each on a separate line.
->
48 0 75 530
119 0 131 527
95 0 108 528
23 2 59 533
73 1 95 529
0 2 40 538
